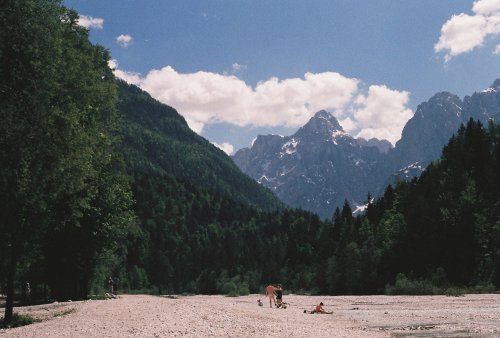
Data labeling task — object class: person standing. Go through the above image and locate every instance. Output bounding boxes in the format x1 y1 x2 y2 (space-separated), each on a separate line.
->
23 282 31 304
108 277 114 294
265 284 276 308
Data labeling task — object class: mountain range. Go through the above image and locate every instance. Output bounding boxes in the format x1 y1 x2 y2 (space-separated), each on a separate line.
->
233 79 500 218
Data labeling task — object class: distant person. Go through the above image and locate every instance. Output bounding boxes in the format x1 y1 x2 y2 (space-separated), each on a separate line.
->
25 282 31 296
304 302 333 314
265 284 276 308
108 277 114 294
23 282 31 304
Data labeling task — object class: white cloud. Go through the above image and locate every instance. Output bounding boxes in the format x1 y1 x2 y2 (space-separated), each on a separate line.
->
494 44 500 53
352 85 413 144
212 142 234 155
77 15 103 29
473 0 500 15
109 60 142 84
231 63 248 74
116 34 134 47
435 0 500 62
112 64 412 144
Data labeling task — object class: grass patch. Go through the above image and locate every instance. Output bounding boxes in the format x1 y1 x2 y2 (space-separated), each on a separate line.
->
444 287 466 297
160 295 179 299
88 294 107 300
385 274 439 295
0 313 39 329
385 273 497 296
53 308 76 318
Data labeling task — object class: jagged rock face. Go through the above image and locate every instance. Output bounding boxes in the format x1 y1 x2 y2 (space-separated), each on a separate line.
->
390 92 465 171
233 110 388 219
464 81 500 123
233 79 500 219
391 80 500 173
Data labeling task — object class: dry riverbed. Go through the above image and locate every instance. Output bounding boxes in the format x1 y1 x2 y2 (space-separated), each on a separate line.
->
1 293 499 337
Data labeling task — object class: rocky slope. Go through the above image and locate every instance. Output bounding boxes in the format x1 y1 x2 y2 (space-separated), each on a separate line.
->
233 79 500 218
233 110 388 218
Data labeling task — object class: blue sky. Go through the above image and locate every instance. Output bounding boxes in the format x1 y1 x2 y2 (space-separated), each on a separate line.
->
65 0 500 154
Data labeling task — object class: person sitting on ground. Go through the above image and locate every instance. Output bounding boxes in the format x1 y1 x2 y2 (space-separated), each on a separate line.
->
265 284 276 308
304 302 333 314
275 284 284 308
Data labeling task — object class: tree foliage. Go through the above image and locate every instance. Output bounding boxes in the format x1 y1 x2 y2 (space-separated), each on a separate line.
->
0 0 135 322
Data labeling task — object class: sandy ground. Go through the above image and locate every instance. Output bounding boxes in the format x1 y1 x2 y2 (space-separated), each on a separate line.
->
1 293 499 337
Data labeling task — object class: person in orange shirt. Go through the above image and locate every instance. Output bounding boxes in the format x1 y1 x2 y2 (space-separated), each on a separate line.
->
265 284 276 308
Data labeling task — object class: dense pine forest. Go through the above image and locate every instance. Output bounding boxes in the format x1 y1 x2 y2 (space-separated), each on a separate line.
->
1 0 499 324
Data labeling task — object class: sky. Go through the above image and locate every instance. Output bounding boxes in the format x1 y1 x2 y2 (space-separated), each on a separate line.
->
65 0 500 154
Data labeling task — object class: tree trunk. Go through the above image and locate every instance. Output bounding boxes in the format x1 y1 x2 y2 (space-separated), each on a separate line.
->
4 241 17 324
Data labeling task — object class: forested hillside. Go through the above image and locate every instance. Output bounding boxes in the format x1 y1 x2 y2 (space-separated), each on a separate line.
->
113 80 286 293
116 80 283 211
117 117 500 296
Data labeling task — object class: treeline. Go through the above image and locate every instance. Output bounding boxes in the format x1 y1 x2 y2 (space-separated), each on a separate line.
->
2 0 500 325
114 117 500 296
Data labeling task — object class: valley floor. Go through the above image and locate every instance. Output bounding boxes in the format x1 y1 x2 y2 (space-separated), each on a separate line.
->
1 293 500 337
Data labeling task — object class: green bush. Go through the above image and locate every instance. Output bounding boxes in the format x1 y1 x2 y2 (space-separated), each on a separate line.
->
444 287 465 297
385 273 439 295
237 282 250 296
221 281 238 296
385 274 498 296
473 282 495 294
0 314 38 328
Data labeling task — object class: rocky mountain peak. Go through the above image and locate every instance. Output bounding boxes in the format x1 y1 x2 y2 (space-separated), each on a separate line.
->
475 79 500 95
491 78 500 89
250 134 284 156
295 110 344 140
412 92 463 121
428 91 462 106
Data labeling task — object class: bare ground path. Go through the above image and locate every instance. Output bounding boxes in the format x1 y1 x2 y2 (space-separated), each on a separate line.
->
1 294 499 337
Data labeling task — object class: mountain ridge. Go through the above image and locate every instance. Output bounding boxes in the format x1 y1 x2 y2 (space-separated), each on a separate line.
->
233 79 500 218
116 80 284 212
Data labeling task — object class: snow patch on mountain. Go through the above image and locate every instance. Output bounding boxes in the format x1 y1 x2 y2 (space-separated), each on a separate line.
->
481 87 497 94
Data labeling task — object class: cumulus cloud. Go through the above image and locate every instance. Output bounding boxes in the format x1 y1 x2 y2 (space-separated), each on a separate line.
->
116 34 134 47
108 60 142 85
113 64 412 144
212 142 234 155
494 44 500 53
232 63 247 72
77 15 104 29
435 0 500 62
351 85 413 144
138 66 359 132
